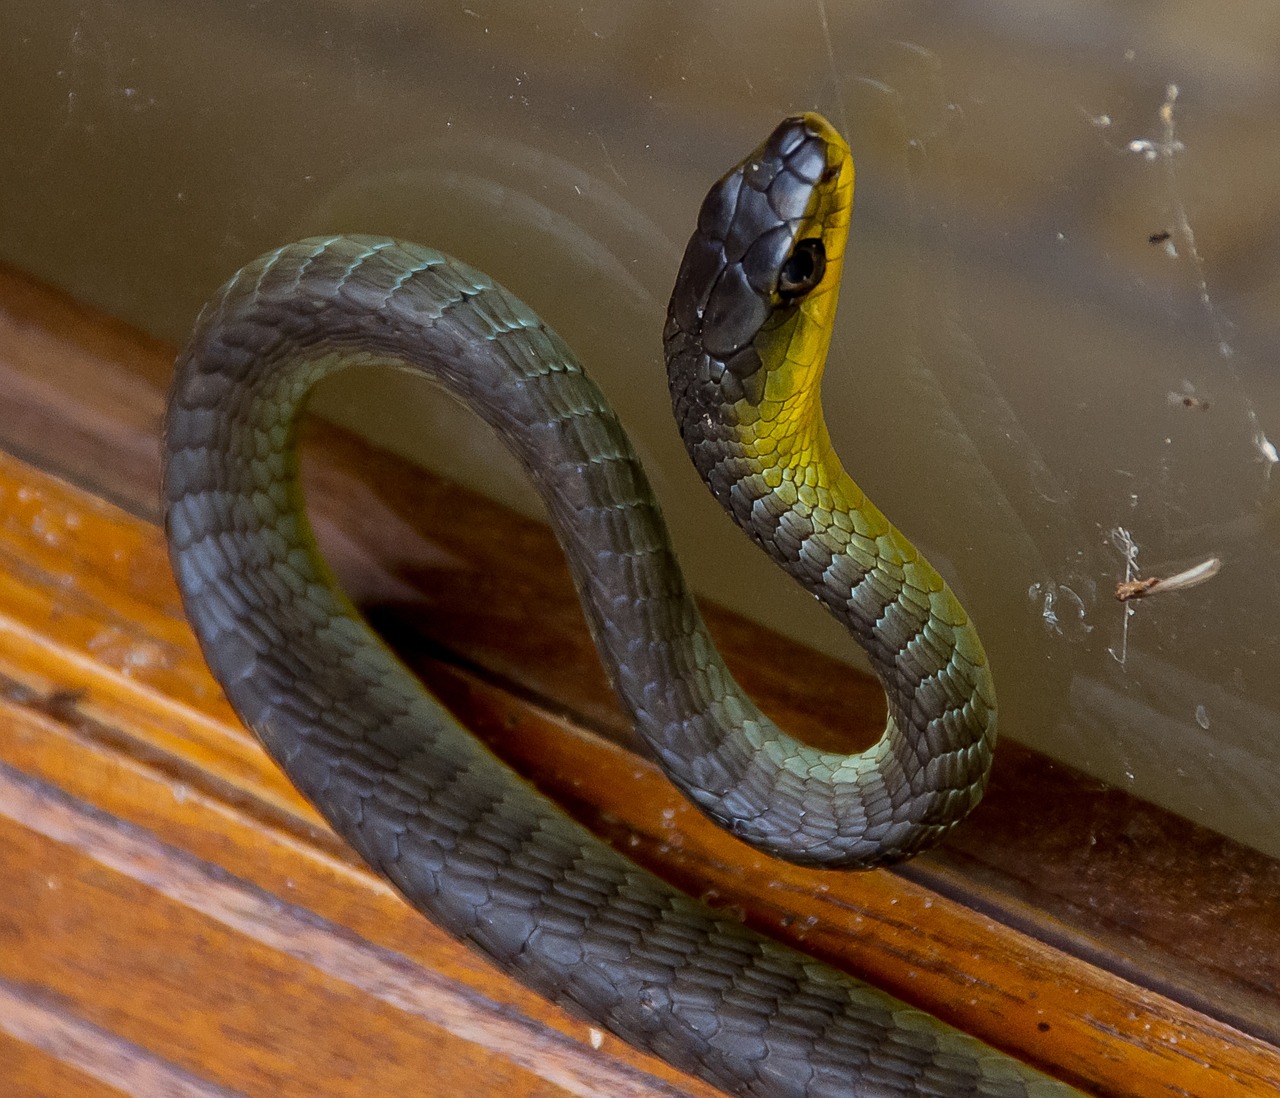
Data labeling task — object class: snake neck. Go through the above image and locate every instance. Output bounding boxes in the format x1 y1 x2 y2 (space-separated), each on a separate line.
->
665 319 871 565
664 317 997 844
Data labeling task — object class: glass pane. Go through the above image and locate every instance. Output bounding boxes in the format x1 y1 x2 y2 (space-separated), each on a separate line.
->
2 0 1275 971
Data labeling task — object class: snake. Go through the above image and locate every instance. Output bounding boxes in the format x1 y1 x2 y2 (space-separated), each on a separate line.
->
163 113 1081 1097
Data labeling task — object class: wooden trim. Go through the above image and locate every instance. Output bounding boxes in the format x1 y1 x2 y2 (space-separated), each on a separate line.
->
0 261 1277 1094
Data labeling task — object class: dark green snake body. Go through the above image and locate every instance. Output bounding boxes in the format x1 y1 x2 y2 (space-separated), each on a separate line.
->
163 115 1079 1096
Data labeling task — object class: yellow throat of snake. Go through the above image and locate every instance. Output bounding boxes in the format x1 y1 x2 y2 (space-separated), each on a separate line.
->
748 112 855 480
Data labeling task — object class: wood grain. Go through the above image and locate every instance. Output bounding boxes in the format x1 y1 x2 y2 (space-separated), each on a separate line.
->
0 260 1277 1095
0 1007 131 1098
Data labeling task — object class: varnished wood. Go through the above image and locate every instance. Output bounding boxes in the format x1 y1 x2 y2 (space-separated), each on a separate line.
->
0 458 718 1098
0 1000 133 1098
0 261 1277 1094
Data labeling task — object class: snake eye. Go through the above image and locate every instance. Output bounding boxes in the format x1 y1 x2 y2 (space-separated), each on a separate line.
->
776 238 826 300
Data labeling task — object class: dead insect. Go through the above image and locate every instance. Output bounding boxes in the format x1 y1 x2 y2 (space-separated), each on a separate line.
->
1115 557 1221 602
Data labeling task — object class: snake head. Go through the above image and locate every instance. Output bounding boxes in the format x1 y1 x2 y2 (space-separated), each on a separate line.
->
664 113 854 489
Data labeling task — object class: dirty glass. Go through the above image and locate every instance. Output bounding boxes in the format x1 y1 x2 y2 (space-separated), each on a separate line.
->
1 2 1276 864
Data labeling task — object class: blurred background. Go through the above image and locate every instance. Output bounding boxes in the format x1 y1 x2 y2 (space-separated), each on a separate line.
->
1 0 1277 858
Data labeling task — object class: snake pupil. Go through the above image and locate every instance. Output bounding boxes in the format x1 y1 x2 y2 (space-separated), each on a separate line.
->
777 238 827 300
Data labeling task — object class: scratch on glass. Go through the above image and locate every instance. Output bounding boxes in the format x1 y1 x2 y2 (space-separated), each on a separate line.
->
815 0 848 137
1107 527 1140 667
1129 85 1279 477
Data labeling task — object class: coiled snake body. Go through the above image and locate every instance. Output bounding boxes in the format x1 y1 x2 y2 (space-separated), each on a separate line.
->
164 115 1078 1096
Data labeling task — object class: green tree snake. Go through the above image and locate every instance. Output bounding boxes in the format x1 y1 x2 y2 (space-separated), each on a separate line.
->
163 114 1080 1096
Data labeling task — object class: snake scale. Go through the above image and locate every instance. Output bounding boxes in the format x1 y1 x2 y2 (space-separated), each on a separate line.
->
163 114 1081 1096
